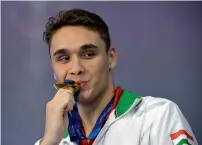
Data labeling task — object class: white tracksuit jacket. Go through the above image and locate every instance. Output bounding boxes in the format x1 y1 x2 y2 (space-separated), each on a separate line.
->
35 89 198 145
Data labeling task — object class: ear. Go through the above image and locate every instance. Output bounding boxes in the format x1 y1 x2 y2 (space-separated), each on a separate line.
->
108 46 118 70
54 74 57 80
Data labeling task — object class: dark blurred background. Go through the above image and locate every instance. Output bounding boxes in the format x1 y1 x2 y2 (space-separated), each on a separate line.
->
2 1 202 145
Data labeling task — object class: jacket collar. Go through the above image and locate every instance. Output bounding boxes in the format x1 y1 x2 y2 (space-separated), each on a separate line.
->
116 89 142 117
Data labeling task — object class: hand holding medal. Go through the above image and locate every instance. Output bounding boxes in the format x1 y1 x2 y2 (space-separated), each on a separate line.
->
41 79 81 145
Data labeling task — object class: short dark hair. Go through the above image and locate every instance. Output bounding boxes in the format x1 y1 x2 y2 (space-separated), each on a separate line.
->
43 8 111 52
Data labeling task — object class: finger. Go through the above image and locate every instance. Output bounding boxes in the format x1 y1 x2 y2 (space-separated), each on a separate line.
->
53 88 74 101
53 93 75 112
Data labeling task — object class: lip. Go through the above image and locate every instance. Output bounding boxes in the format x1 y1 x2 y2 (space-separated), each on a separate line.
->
75 80 88 83
75 80 88 88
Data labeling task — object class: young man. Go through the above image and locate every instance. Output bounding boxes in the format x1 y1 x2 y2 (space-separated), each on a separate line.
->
35 9 198 145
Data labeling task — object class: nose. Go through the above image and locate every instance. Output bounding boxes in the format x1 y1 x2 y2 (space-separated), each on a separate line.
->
68 57 84 77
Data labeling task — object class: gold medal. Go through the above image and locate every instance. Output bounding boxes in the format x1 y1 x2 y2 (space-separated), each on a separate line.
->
53 80 80 94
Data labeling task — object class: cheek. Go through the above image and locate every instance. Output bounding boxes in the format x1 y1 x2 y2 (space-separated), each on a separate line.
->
87 56 109 80
52 64 67 82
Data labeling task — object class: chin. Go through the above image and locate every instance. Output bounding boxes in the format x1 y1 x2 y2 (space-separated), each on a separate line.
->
77 88 95 103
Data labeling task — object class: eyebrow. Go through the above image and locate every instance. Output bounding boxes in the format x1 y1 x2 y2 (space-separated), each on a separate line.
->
53 43 99 56
53 49 68 56
80 44 99 50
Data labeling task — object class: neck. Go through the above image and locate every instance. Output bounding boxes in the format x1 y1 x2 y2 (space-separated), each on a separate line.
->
77 81 115 136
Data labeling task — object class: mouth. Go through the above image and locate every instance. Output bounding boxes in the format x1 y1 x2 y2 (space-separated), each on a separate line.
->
75 80 88 88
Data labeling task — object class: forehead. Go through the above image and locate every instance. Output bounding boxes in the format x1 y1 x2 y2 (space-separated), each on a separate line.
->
50 26 105 54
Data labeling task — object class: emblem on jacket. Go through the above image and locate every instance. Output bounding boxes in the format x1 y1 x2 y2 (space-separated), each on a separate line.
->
170 130 194 145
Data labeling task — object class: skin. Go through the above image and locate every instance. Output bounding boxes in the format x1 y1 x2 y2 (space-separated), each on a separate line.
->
41 26 117 145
